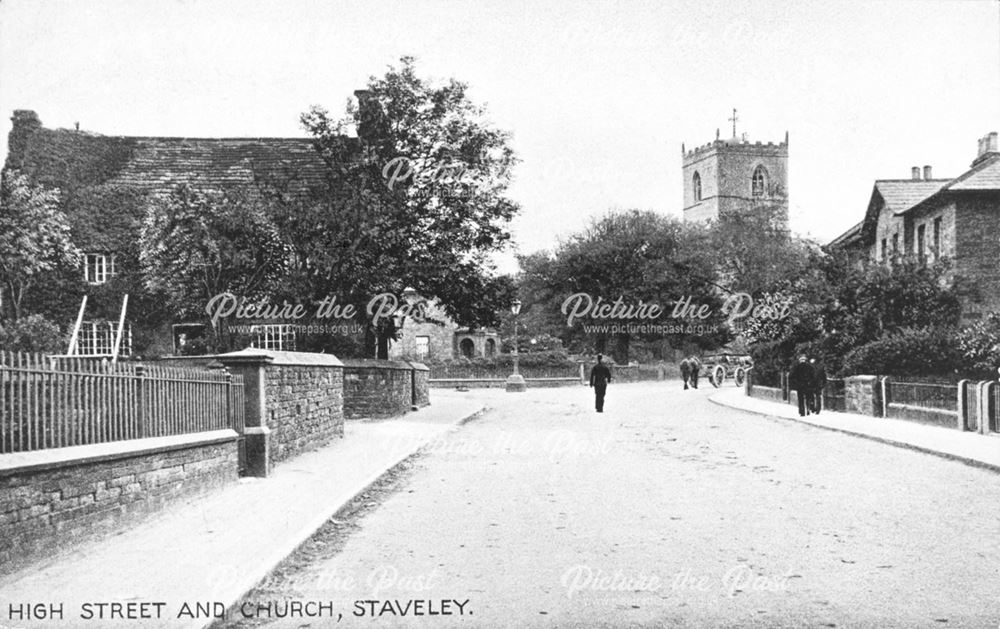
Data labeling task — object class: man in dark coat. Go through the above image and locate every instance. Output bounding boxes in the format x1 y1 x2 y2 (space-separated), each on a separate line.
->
788 355 816 417
810 358 827 414
680 358 691 390
589 354 612 412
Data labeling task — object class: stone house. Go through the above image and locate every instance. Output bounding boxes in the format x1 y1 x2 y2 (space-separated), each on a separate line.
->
387 289 499 362
3 108 336 355
830 132 1000 319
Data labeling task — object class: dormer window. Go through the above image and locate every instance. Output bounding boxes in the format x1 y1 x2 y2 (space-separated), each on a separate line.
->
693 172 702 202
84 253 116 284
752 166 768 197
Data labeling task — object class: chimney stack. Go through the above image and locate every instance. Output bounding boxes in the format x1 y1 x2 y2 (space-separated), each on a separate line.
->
923 165 932 180
5 110 42 171
911 166 921 180
973 131 1000 166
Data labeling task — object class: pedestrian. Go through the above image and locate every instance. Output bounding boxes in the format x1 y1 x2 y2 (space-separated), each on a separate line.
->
589 354 612 413
679 357 691 390
788 355 816 417
688 355 702 389
810 358 827 414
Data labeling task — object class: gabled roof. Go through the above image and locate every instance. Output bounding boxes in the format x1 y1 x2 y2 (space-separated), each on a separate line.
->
111 136 333 193
873 179 950 215
855 179 949 246
826 220 864 250
11 119 349 197
902 154 1000 215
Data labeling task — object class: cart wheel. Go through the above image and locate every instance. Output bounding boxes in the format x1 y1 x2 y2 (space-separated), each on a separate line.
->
711 365 724 388
734 367 746 386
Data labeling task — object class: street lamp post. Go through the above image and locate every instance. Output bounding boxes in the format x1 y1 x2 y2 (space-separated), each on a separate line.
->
505 299 526 393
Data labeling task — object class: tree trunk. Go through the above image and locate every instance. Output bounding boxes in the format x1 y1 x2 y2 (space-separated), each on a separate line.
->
614 334 630 365
363 323 378 358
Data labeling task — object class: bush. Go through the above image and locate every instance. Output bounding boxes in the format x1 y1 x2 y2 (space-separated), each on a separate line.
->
841 327 962 377
957 311 1000 379
748 340 793 387
0 314 66 354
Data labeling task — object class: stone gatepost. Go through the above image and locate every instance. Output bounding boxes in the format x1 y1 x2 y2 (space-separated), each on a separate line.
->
844 375 882 417
214 349 274 477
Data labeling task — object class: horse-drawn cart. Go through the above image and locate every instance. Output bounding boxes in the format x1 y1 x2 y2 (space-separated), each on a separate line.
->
702 354 753 388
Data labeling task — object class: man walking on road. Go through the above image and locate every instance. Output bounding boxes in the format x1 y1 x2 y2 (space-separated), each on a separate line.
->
789 355 816 417
589 354 612 412
680 357 691 390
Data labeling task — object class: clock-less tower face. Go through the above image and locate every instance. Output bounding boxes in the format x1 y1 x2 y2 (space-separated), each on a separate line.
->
682 135 788 223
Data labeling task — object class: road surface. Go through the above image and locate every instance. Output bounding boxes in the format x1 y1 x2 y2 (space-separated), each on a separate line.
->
221 383 1000 628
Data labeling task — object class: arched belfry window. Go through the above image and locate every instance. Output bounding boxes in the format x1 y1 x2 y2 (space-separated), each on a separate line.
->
752 165 768 197
693 172 702 202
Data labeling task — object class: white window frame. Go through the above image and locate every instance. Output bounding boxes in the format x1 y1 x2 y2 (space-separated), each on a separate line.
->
84 253 116 284
415 335 430 359
251 324 297 351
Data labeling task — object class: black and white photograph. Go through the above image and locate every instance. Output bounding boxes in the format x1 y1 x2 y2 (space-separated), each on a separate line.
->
1 1 999 627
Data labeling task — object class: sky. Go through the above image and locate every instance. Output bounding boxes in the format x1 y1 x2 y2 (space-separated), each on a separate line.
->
2 0 999 272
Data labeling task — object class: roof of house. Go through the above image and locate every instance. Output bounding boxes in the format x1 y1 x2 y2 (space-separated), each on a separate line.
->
111 136 332 192
873 179 950 216
826 221 864 249
8 114 350 197
901 154 1000 215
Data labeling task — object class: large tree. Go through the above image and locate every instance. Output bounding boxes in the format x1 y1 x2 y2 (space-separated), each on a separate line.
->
518 210 730 363
267 56 519 357
0 170 79 322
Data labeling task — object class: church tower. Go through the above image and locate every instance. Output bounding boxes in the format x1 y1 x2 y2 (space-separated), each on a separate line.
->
682 121 788 223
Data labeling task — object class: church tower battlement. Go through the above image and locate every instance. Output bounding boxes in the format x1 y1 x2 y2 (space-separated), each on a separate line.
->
682 126 788 223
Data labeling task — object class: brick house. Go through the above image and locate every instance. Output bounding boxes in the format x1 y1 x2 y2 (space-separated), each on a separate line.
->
830 132 1000 319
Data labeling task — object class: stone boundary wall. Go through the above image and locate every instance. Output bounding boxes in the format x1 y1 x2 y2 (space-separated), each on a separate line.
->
342 359 414 419
263 364 345 463
216 350 345 475
0 430 238 570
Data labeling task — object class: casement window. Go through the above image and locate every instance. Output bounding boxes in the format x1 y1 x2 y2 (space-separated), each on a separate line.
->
84 253 116 284
933 218 942 259
917 224 926 260
751 166 768 197
880 239 887 261
251 324 296 351
892 233 899 256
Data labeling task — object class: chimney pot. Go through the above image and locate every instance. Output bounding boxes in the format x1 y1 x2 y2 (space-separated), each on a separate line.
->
923 165 932 180
990 132 998 152
911 166 921 180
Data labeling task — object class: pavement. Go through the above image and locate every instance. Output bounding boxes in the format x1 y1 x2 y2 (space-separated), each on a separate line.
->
0 392 486 629
710 386 1000 472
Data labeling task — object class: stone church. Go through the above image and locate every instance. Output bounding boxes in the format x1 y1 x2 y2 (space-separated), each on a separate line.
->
682 127 789 223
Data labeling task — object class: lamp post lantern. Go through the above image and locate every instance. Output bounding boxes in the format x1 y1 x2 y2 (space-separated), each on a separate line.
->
505 299 526 392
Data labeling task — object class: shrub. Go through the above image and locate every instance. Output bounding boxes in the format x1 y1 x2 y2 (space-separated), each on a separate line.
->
841 327 962 377
0 314 66 354
957 311 1000 379
748 339 793 387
